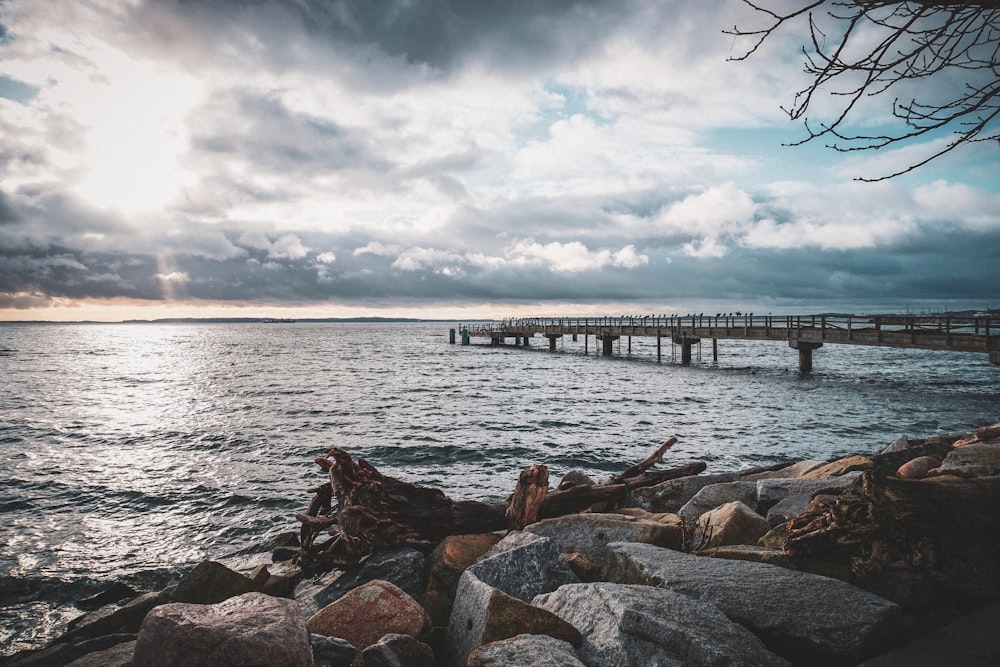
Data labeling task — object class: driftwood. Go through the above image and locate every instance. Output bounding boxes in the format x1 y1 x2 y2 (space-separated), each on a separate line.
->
295 437 703 567
783 471 1000 608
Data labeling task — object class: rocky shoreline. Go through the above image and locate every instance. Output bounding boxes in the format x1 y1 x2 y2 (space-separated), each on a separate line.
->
3 423 1000 666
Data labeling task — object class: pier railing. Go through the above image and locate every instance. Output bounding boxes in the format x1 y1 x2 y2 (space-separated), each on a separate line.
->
456 314 1000 370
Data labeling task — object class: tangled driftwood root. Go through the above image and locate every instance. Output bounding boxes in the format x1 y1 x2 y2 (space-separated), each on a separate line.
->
294 437 705 568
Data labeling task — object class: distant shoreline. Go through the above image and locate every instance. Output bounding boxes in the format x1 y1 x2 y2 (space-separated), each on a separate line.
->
0 317 463 325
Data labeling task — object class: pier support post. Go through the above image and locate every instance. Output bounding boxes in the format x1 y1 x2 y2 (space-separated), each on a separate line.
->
789 340 823 373
657 335 661 362
545 334 562 351
461 327 470 345
449 328 456 344
673 336 701 365
712 338 718 362
598 335 619 356
522 335 530 347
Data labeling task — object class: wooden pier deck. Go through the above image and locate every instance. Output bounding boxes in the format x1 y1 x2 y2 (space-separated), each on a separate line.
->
456 314 1000 371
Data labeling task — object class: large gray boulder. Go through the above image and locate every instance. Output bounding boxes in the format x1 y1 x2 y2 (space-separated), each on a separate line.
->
472 532 580 603
765 494 812 527
535 583 789 666
469 634 585 666
64 591 168 640
631 472 739 513
525 513 682 572
678 481 757 523
296 544 425 618
172 560 257 604
755 472 863 514
444 569 580 667
606 543 901 665
931 443 1000 478
132 592 313 667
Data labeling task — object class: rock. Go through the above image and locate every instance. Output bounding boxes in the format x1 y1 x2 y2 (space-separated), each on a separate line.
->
470 532 579 603
444 569 581 667
421 533 503 626
468 634 585 666
362 632 435 667
172 560 258 604
871 440 956 475
132 592 312 667
799 455 874 480
930 443 1000 478
678 481 757 523
631 471 740 513
758 522 788 550
307 579 430 653
755 471 863 514
76 582 138 611
63 640 136 667
952 424 1000 447
742 460 826 481
525 513 682 573
896 456 941 480
558 470 597 488
765 494 812 527
612 507 682 525
699 544 792 567
535 582 789 667
312 633 357 666
297 545 426 618
606 542 902 665
64 590 168 640
263 559 304 598
879 435 912 454
694 500 770 549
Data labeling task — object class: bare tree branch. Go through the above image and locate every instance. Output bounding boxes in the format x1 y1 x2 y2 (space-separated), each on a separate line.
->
727 1 1000 180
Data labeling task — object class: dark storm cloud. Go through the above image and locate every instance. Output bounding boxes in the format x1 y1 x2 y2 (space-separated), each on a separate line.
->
188 88 386 175
133 0 627 73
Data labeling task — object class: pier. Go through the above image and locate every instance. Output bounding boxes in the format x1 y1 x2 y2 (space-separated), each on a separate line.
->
453 314 1000 372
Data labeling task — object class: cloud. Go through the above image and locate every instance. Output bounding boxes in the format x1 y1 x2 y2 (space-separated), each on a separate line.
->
0 0 997 319
503 239 648 272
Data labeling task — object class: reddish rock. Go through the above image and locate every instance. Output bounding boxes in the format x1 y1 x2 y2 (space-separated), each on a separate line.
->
896 456 941 480
132 592 312 667
420 533 502 626
308 579 430 652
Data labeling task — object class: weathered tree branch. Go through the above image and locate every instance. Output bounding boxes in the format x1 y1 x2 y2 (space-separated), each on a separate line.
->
727 0 1000 179
294 440 705 567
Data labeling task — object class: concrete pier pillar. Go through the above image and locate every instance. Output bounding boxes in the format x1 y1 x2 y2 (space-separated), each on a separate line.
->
712 338 718 361
449 328 456 344
461 327 470 345
584 335 588 355
515 335 522 346
598 335 618 356
546 334 561 351
789 340 823 373
673 336 700 365
657 335 661 362
522 335 530 347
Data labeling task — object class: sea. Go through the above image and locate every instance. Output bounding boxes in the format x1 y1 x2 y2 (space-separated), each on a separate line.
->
2 320 999 655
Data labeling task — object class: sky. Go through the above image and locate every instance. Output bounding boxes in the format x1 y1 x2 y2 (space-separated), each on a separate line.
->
0 0 998 322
